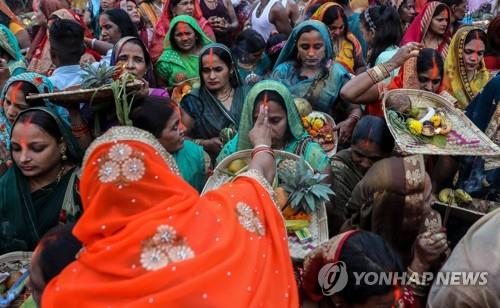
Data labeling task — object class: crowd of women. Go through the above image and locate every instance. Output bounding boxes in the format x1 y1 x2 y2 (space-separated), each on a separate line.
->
0 0 499 306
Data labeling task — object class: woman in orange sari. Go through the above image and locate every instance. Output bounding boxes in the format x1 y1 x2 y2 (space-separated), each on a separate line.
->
149 0 215 62
42 124 298 306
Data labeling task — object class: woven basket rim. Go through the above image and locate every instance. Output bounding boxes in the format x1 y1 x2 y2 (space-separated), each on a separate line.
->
383 89 500 156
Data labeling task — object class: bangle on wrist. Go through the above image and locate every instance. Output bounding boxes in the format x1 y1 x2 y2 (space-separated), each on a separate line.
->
348 114 360 122
91 38 97 49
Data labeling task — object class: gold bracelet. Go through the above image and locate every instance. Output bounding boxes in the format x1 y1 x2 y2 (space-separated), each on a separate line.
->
367 68 379 84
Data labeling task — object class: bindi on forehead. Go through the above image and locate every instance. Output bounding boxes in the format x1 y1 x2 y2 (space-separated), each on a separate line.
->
177 22 188 33
263 92 269 108
442 8 449 18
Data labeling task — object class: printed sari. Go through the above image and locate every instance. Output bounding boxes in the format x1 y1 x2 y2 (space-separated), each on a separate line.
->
270 20 350 116
0 73 69 150
342 155 441 265
0 107 83 254
156 15 213 87
149 0 215 62
42 126 298 307
400 2 452 58
138 0 164 27
311 2 364 74
443 26 491 110
0 24 26 76
28 7 97 75
181 43 247 140
217 80 329 172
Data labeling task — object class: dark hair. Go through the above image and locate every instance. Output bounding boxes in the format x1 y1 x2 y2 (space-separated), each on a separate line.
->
464 29 487 47
416 48 444 77
432 3 449 18
15 110 62 141
361 6 403 67
333 0 349 7
336 231 403 305
486 16 500 55
49 19 85 66
34 224 81 284
7 81 46 107
0 10 10 27
323 4 349 38
14 109 79 163
200 47 239 88
130 96 176 138
103 8 139 39
233 29 266 60
351 115 394 153
168 0 185 18
168 22 202 51
266 33 288 66
254 90 286 112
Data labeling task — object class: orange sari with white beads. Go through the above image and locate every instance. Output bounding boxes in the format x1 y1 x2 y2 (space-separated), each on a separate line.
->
42 126 298 307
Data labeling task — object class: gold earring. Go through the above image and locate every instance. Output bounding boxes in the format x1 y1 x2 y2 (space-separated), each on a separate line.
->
61 149 67 161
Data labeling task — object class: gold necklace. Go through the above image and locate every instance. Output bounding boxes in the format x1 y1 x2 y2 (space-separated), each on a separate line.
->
217 87 234 102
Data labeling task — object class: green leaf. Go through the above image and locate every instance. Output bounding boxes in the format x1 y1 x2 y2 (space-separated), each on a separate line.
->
304 194 315 212
430 134 447 148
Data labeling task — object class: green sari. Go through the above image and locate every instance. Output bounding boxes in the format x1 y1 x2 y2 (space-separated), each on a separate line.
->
181 43 248 140
173 140 208 193
217 80 329 171
0 107 83 254
0 24 26 76
156 15 213 87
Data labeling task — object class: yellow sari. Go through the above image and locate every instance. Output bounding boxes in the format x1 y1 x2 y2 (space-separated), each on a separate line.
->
443 26 490 110
311 2 363 74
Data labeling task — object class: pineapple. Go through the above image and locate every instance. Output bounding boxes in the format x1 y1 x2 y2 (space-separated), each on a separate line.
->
278 158 334 214
80 63 116 89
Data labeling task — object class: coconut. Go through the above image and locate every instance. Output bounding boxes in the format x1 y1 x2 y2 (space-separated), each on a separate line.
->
294 98 313 117
421 122 435 136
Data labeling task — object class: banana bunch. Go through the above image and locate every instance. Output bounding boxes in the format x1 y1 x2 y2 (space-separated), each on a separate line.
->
438 188 473 205
285 220 310 231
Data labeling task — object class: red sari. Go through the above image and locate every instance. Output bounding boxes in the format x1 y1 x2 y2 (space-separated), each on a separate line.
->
150 0 215 62
42 126 298 307
400 2 452 58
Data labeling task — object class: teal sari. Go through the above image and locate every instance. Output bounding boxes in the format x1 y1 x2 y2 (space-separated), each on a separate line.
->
0 107 83 254
173 140 208 192
217 80 329 171
0 24 26 76
270 20 350 116
0 73 70 150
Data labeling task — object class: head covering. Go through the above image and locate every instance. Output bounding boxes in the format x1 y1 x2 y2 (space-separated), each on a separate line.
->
110 36 155 86
149 0 213 61
156 15 213 86
0 72 69 150
274 20 333 70
0 107 82 253
199 43 242 88
302 230 359 301
311 2 363 73
42 126 298 307
237 80 305 150
0 24 25 75
428 208 500 307
27 0 71 72
443 26 490 110
400 2 452 58
344 155 437 264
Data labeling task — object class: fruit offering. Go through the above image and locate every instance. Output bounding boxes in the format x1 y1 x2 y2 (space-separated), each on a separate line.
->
302 112 336 152
407 107 452 137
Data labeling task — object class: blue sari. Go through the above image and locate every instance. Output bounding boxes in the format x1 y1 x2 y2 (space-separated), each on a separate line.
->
270 20 350 116
458 75 500 201
0 24 26 76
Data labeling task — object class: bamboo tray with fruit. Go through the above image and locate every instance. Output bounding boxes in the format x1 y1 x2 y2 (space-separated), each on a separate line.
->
0 251 31 307
203 150 331 261
383 89 500 156
26 64 144 106
295 98 337 157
